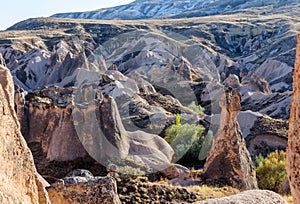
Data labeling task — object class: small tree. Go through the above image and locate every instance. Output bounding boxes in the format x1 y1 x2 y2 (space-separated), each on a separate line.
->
255 150 287 193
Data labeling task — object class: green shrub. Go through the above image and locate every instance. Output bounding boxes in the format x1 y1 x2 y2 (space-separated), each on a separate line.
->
188 101 205 115
255 150 287 193
165 116 205 165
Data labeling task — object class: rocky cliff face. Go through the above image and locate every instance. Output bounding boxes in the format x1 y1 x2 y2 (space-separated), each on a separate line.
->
287 33 300 204
202 88 257 190
0 64 50 204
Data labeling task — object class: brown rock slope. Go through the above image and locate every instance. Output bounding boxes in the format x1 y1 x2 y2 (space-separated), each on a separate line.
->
287 33 300 204
201 87 258 190
0 64 50 203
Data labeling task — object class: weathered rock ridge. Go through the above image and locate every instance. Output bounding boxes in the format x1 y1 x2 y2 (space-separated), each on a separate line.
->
287 33 300 204
0 64 50 204
51 0 300 22
202 88 258 190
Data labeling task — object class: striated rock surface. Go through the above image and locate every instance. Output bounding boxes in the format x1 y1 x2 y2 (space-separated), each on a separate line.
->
287 33 300 204
195 190 287 204
202 87 258 190
0 64 50 204
47 169 121 204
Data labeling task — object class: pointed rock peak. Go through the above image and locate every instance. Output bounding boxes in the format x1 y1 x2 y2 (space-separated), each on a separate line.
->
201 87 258 190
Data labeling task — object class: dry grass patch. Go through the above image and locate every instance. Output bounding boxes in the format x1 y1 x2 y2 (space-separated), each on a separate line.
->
283 195 293 204
185 185 240 200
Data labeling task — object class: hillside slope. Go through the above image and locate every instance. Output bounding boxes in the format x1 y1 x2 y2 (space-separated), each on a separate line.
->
51 0 300 20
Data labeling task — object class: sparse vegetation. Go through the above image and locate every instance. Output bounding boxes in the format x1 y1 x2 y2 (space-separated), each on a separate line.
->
255 150 287 193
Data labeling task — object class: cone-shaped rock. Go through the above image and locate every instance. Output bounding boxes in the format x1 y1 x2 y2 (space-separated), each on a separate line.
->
202 87 258 190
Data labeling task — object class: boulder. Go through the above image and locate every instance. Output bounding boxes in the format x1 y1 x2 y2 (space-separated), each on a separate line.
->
195 190 287 204
128 130 174 173
0 65 50 204
201 87 258 190
47 169 121 204
161 164 191 180
287 33 300 204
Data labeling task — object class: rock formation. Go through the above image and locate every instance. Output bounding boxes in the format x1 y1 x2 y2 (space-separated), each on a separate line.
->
16 83 177 176
47 169 121 204
195 190 287 204
1 13 296 120
287 33 300 204
201 87 258 190
0 64 50 204
209 110 288 159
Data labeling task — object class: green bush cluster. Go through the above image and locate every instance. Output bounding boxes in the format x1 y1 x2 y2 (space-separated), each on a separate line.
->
255 150 287 193
165 114 205 165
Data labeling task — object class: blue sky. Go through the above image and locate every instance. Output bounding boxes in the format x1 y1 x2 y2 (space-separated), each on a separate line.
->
0 0 134 30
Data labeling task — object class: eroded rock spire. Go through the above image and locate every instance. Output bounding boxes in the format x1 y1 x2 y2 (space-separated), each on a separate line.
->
202 87 258 190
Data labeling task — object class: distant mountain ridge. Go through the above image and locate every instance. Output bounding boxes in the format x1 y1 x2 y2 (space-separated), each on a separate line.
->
51 0 300 20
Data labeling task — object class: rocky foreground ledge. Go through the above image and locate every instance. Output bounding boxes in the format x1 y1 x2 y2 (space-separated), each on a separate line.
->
196 190 287 204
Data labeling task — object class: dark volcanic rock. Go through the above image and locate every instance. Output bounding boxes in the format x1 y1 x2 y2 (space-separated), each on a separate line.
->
202 87 258 190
